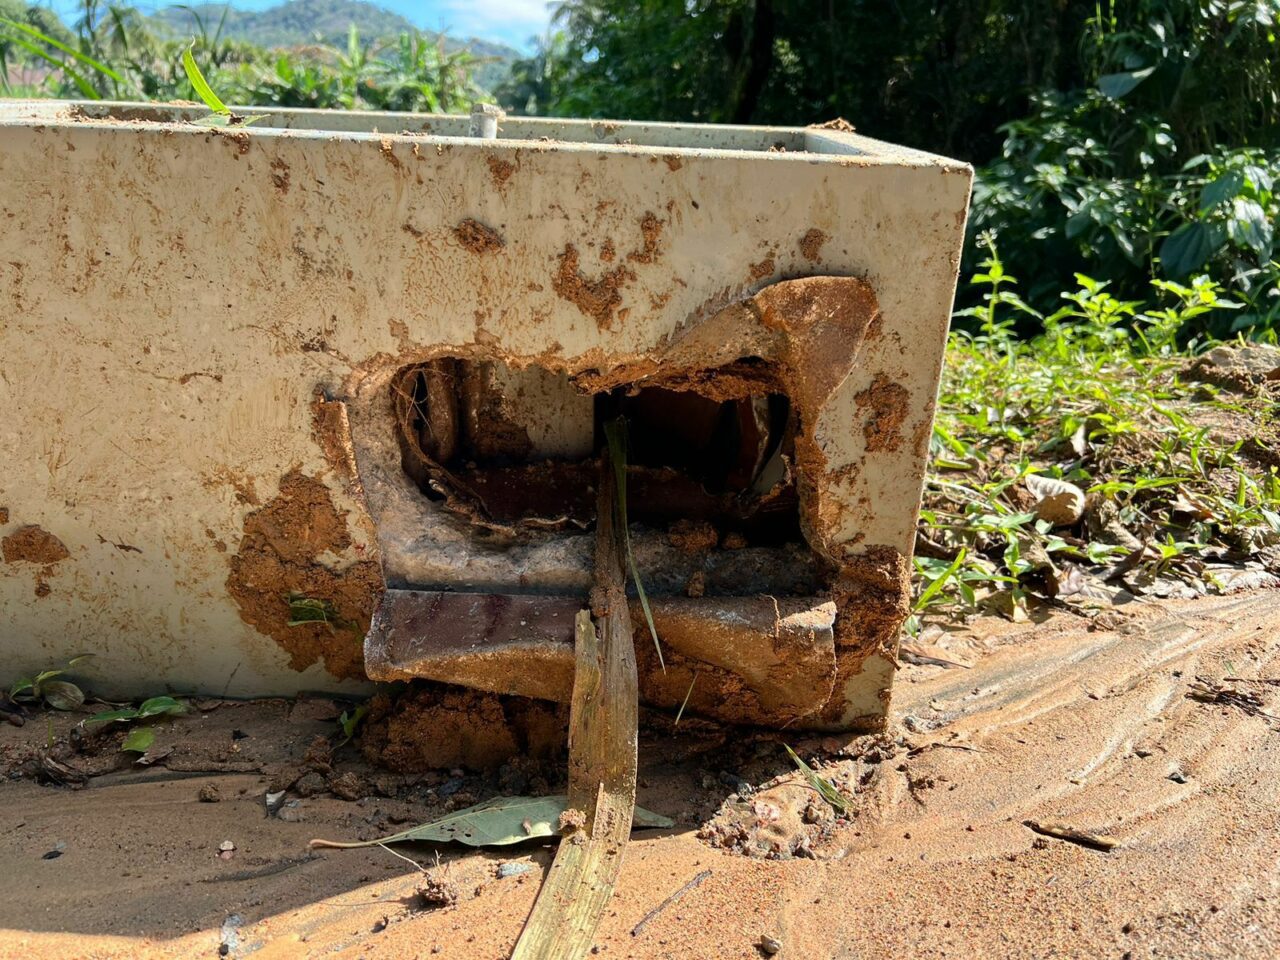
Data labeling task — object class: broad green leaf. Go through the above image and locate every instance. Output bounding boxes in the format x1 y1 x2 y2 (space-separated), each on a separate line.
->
85 707 140 727
1159 222 1220 278
121 727 155 753
310 795 673 849
1199 170 1244 211
9 678 35 699
182 42 229 115
1098 66 1155 98
42 680 85 711
136 696 186 719
1227 197 1273 255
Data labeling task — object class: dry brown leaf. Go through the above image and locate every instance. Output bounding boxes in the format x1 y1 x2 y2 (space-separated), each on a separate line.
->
1025 474 1086 526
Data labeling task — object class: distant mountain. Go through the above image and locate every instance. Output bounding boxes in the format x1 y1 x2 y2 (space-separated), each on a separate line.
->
150 1 520 91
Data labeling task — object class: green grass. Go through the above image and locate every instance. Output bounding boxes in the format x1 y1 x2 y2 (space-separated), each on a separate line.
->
912 237 1280 628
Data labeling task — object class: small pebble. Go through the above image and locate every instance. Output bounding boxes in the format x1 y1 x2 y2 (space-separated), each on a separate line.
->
759 934 782 955
198 783 221 803
498 862 535 878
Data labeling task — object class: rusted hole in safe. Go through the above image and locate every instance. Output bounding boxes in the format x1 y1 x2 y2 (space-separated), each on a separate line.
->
390 357 802 545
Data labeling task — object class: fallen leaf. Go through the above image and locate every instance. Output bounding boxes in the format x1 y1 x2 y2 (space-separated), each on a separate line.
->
309 795 673 849
41 681 85 711
1025 474 1086 526
121 727 155 753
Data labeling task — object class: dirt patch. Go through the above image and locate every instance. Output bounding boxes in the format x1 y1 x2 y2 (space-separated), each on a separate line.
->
748 257 775 282
798 228 828 262
214 128 250 155
811 117 855 133
360 686 567 772
831 544 910 656
453 218 504 254
854 373 910 452
2 595 1279 958
628 211 664 264
270 158 290 194
0 507 8 524
663 154 683 171
1184 343 1280 395
2 525 70 564
551 244 635 330
486 154 515 187
225 471 383 679
379 138 403 171
668 519 719 554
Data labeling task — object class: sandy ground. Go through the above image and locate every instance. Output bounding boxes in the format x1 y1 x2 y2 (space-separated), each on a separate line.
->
1 590 1278 959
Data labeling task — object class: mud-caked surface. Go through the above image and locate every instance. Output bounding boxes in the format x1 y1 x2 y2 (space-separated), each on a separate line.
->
225 471 383 679
359 684 568 773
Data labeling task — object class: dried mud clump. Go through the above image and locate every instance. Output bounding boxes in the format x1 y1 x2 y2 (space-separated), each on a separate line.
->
270 158 290 194
416 875 459 910
854 374 910 452
378 138 403 171
552 244 635 330
2 525 70 564
812 118 855 133
798 228 828 262
668 519 719 554
831 545 910 660
360 686 568 772
627 211 664 264
225 471 382 679
486 154 515 187
453 218 505 255
748 257 775 282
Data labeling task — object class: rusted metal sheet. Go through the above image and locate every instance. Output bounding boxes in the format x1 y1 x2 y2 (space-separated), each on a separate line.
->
366 590 836 726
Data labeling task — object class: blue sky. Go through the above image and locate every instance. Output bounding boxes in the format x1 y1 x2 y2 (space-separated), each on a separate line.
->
46 0 556 50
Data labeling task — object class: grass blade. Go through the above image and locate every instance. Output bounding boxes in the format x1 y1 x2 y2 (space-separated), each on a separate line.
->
182 41 228 114
604 417 664 671
0 18 125 84
785 744 853 815
1 35 99 99
674 673 697 726
913 546 967 612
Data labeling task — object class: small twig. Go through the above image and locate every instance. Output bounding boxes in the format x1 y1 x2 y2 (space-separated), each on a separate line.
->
1023 819 1119 851
631 870 712 938
376 842 428 873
